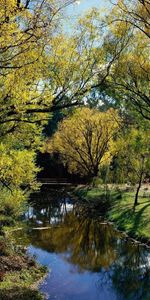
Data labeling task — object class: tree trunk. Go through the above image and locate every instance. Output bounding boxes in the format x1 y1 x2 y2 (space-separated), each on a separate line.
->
134 173 143 208
94 168 99 177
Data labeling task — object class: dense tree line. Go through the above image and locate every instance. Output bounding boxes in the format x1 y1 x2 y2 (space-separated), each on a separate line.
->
0 0 149 211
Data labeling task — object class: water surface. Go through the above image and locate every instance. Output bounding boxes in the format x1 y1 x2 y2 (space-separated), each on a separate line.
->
14 189 150 300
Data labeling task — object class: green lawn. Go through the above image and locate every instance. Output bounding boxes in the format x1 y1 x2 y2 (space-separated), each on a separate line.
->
108 192 150 241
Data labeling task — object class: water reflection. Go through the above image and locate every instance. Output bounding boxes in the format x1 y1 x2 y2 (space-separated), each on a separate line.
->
14 189 150 300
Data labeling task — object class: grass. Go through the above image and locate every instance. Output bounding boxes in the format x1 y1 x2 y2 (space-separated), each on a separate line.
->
74 185 150 241
108 192 150 241
0 267 46 300
0 228 47 300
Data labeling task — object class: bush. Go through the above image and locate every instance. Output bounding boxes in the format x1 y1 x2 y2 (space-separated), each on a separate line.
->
90 177 103 188
0 188 27 218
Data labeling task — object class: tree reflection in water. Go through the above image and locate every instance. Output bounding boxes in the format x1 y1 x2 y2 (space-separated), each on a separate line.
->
15 189 150 300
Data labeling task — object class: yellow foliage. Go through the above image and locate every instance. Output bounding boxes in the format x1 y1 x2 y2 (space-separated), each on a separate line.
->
0 0 75 203
47 108 121 177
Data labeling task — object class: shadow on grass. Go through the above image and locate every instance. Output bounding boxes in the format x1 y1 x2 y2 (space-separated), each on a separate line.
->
111 202 150 238
130 203 150 236
75 189 124 219
0 287 43 300
136 199 150 205
76 186 150 238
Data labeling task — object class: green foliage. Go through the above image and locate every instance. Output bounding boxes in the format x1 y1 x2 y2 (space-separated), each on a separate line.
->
0 267 46 290
114 127 150 185
0 0 149 217
0 1 118 208
84 1 150 122
0 188 27 217
90 176 103 187
0 267 46 300
103 0 150 120
0 145 40 214
0 235 16 256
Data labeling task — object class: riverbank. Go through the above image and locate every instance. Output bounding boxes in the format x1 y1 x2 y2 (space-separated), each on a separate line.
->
74 184 150 243
0 228 47 300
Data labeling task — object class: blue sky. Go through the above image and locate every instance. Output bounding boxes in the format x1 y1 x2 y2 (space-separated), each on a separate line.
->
67 0 111 16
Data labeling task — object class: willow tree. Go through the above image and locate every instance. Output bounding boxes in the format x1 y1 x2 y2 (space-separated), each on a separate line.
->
0 0 79 206
98 0 150 121
104 31 150 120
110 0 150 38
46 108 120 178
1 2 129 206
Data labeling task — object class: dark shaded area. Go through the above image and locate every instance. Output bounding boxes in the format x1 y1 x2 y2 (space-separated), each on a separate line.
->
37 152 67 179
37 111 68 180
0 288 43 300
36 152 87 184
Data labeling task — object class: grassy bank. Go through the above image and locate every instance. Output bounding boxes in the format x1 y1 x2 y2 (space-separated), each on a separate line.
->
0 194 48 300
74 185 150 242
0 220 47 300
0 263 46 300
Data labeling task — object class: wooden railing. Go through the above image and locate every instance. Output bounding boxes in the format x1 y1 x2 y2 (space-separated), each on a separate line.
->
37 178 71 185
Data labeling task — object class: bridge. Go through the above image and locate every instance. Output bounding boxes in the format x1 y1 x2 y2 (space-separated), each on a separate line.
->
37 178 72 186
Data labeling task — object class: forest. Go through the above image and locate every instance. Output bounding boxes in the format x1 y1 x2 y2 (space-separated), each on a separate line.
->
0 0 150 299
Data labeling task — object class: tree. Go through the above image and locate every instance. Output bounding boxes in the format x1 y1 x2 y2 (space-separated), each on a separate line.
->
0 7 129 127
0 0 79 206
110 0 150 38
0 3 129 205
100 0 150 121
105 31 150 120
0 0 79 130
46 107 121 178
1 0 148 209
85 2 149 121
115 127 150 207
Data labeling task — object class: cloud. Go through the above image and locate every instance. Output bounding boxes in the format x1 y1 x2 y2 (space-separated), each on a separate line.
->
75 0 81 5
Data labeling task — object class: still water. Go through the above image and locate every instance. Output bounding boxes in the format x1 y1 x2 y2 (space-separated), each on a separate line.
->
15 189 150 300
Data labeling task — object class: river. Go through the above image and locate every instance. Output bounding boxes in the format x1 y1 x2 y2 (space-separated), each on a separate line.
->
13 188 150 300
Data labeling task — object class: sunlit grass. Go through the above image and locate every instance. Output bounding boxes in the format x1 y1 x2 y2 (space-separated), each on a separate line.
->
0 265 47 300
109 192 150 240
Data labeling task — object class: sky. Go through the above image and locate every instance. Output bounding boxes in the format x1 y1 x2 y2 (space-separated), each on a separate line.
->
64 0 111 33
67 0 111 16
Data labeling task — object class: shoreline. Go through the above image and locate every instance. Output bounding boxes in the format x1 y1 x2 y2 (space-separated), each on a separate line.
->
0 231 47 300
71 184 150 248
1 184 150 299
